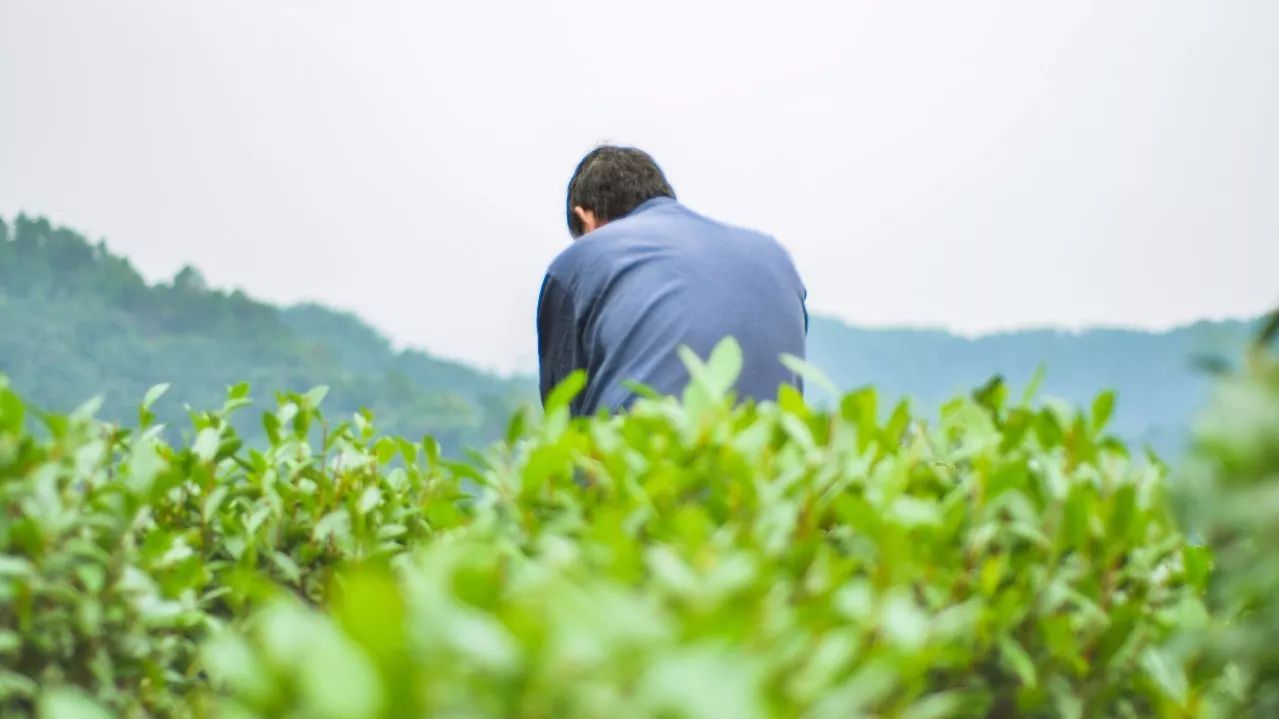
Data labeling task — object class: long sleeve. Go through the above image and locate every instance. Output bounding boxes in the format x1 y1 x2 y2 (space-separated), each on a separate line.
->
536 273 580 407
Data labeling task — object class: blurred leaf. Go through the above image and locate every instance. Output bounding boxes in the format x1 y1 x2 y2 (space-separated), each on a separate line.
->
705 336 744 394
780 353 838 398
1092 390 1116 434
358 486 383 515
39 687 112 719
1141 647 1188 706
1000 636 1037 688
193 427 220 462
0 386 23 433
1020 364 1047 406
303 385 330 409
544 370 586 416
1256 309 1279 347
973 375 1007 414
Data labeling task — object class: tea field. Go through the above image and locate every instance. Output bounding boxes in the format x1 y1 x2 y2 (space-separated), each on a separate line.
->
3 325 1277 718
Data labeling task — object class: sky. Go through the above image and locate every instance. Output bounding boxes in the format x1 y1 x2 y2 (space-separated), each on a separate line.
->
2 0 1276 374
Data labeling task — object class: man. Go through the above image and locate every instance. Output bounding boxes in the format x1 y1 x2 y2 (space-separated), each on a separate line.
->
537 146 808 416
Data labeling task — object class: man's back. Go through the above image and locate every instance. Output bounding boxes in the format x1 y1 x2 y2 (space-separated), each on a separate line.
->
538 196 808 415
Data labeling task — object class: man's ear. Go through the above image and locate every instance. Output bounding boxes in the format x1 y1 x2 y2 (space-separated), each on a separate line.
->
573 206 600 234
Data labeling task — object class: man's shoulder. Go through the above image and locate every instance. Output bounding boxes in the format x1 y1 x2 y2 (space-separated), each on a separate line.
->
670 203 785 248
546 210 657 279
547 201 797 278
698 212 797 268
546 232 612 282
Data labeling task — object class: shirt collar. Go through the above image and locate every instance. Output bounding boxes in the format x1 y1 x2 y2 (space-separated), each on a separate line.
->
627 196 676 217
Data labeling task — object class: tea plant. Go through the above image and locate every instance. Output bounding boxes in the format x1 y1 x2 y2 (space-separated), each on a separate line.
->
4 331 1274 717
1176 313 1279 716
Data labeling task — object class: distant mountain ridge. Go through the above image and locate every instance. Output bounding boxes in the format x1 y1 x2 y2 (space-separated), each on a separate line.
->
807 315 1260 454
1 213 1264 456
0 214 532 453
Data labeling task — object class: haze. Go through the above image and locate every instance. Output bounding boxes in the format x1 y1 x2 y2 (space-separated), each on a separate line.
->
2 0 1276 374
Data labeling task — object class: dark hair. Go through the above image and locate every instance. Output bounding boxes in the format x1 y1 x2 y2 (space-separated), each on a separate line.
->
566 146 676 237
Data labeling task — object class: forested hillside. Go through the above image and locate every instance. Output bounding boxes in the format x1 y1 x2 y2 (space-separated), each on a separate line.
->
807 316 1255 455
0 215 532 453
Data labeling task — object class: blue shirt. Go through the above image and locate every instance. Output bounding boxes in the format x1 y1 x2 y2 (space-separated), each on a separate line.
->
537 197 808 415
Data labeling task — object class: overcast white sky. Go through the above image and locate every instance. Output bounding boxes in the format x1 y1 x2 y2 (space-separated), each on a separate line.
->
2 0 1276 374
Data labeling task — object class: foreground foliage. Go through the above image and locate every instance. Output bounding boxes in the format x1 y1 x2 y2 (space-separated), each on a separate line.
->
2 331 1276 717
1176 314 1279 716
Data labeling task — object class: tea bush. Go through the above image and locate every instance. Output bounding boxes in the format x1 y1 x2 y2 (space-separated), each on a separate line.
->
2 334 1274 717
0 382 471 715
1175 314 1279 716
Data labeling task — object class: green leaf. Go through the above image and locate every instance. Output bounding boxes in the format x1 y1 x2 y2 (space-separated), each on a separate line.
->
395 438 418 465
263 411 282 444
778 384 808 417
679 337 743 403
375 438 397 466
202 631 271 701
0 630 21 656
780 353 837 398
0 669 38 699
1182 545 1212 590
1059 484 1092 550
334 570 407 662
638 647 765 719
270 552 302 585
1107 484 1138 543
203 486 230 524
1034 409 1065 448
314 510 352 544
0 387 23 433
142 382 171 409
193 428 220 462
505 406 527 445
1254 308 1279 347
422 436 441 467
303 385 330 409
901 692 975 719
39 687 112 719
622 379 662 401
705 336 744 394
1141 647 1188 705
972 375 1007 414
780 414 817 453
138 383 170 430
890 496 941 527
840 387 878 451
0 555 35 578
882 400 911 447
1020 364 1047 406
999 635 1037 688
882 590 928 650
70 395 103 421
544 370 586 416
357 486 383 515
1092 390 1116 434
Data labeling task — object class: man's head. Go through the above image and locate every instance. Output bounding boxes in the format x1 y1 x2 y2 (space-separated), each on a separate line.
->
566 146 676 238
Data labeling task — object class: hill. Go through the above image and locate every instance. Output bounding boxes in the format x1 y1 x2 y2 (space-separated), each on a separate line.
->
807 316 1257 454
0 215 533 453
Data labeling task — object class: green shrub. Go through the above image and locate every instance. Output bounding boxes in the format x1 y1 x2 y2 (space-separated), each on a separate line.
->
1176 313 1279 715
0 381 469 716
2 336 1265 717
